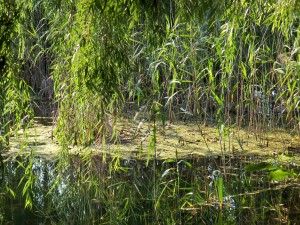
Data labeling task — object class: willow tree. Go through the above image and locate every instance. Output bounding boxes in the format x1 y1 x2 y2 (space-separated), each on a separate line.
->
1 0 299 147
42 0 227 146
0 1 33 147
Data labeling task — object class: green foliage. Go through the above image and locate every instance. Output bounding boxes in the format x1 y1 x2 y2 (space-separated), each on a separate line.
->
245 162 278 171
1 0 299 146
214 173 224 206
2 152 300 224
18 151 37 209
269 169 296 181
245 159 298 181
0 0 33 146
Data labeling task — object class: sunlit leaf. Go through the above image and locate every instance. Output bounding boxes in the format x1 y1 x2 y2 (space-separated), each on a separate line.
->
6 186 15 199
184 161 192 168
161 168 174 178
244 162 278 171
163 159 175 163
269 169 295 181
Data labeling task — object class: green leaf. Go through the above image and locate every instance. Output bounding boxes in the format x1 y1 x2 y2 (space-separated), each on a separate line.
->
217 175 223 202
211 90 222 106
244 162 277 171
6 186 15 199
163 159 175 163
269 169 295 181
184 161 192 168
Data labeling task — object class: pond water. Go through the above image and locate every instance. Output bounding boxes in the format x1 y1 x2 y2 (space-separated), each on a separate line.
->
0 154 299 224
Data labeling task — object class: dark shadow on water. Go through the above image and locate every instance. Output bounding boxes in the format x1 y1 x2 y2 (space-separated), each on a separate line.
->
27 142 47 146
34 117 54 126
0 154 299 224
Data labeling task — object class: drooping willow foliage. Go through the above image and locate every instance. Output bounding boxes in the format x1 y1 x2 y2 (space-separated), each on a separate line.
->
1 0 299 146
0 1 33 146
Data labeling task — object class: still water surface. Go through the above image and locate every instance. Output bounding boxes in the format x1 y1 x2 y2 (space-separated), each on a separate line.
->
0 154 299 224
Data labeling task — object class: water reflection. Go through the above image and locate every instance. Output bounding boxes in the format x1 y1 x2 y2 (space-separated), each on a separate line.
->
0 154 299 224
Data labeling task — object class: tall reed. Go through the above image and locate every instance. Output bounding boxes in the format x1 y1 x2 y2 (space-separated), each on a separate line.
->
1 0 299 147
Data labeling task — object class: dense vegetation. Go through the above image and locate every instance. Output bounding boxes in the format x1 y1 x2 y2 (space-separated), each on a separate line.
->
1 1 299 224
0 0 299 146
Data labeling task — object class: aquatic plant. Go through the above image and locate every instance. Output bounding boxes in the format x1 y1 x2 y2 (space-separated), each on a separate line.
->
244 154 298 181
2 155 299 224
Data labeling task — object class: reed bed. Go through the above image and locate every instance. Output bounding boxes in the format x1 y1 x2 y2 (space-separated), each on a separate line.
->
1 0 299 146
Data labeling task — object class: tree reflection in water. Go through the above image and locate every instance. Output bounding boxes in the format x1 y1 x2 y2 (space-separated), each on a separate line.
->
0 154 299 224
